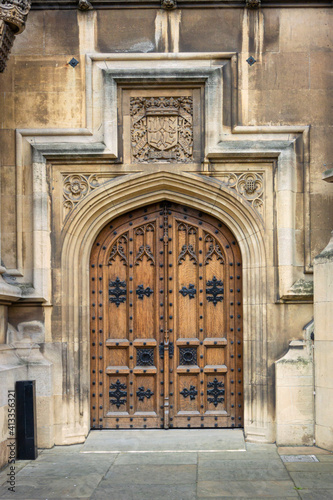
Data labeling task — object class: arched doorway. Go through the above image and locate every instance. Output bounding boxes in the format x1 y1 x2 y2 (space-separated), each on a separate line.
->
90 201 243 429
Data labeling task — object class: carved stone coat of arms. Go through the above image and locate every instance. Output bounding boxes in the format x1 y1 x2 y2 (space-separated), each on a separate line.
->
130 96 193 162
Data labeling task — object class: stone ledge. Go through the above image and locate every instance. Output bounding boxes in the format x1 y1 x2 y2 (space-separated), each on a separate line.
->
30 0 333 9
280 278 314 303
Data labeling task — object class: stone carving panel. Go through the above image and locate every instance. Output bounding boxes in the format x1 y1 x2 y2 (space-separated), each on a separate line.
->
217 172 264 218
63 174 100 213
130 96 193 163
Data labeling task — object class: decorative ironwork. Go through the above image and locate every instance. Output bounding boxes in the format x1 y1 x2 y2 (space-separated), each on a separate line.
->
207 378 225 407
130 96 193 163
136 348 154 366
179 284 196 299
68 57 79 68
180 385 198 401
109 379 127 408
136 386 154 402
179 347 197 365
204 235 225 265
206 276 224 306
136 285 154 300
109 277 127 307
159 342 174 359
109 234 128 266
246 56 256 66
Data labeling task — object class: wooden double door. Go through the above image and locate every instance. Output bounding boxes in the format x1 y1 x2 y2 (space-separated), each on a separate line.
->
90 202 243 429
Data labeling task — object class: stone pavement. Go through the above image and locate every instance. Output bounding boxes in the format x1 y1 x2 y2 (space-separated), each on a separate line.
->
0 430 332 499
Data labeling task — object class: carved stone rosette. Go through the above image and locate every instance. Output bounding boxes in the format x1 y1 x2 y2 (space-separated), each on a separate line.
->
130 96 193 163
63 174 100 217
218 172 264 218
0 0 31 72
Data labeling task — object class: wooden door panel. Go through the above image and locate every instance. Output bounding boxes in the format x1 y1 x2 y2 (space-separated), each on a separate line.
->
90 202 243 429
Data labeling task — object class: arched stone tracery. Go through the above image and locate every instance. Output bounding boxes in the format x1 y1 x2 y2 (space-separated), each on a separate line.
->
58 171 270 444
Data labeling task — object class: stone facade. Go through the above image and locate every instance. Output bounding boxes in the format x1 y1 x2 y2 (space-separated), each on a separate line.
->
0 1 332 468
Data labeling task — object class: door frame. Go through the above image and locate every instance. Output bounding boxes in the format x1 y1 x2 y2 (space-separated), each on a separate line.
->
90 203 244 429
60 171 270 443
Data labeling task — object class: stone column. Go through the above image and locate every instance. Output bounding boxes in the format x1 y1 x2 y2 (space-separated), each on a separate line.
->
314 169 333 451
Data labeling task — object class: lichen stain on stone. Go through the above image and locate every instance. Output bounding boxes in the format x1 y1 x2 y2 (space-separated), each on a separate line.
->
129 40 155 53
278 356 311 366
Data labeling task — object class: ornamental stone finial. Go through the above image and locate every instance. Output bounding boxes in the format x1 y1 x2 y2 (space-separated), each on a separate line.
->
0 0 31 34
246 0 261 8
161 0 177 10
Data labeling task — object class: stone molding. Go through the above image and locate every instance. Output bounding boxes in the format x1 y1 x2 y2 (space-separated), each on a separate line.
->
12 53 311 301
29 0 333 9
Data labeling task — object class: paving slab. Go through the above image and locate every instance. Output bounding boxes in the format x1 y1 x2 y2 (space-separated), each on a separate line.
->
198 497 298 500
284 461 333 472
0 473 103 499
318 454 333 462
40 444 84 454
114 451 198 465
198 451 276 462
197 467 290 481
246 443 278 452
16 453 117 477
278 446 332 455
104 463 197 484
198 457 285 469
289 471 333 489
298 490 333 500
197 480 299 498
82 429 245 452
91 481 197 500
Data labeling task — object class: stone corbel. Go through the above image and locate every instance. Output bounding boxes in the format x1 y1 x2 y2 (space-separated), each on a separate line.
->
0 265 21 303
78 0 93 11
161 0 177 10
0 0 31 72
246 0 261 8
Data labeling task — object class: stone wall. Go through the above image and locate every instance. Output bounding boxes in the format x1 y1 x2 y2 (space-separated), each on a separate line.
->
0 3 332 468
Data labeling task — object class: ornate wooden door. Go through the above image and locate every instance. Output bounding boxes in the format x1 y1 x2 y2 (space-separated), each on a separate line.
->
90 202 243 429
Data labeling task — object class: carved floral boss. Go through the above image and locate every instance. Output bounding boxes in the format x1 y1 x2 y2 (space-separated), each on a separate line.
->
130 96 193 163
